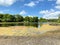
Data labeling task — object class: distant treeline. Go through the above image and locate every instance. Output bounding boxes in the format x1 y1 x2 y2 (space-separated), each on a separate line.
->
0 14 60 23
39 17 60 23
0 14 38 22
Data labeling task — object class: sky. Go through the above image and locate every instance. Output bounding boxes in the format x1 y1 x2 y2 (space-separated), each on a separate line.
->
0 0 60 19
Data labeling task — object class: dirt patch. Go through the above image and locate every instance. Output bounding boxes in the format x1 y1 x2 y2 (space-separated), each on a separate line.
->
0 35 60 45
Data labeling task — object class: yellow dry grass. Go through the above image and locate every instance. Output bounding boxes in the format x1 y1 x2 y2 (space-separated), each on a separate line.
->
39 24 60 32
0 24 60 36
0 26 39 36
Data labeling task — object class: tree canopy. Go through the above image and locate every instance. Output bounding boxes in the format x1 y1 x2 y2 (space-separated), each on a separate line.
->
0 14 38 22
0 14 60 23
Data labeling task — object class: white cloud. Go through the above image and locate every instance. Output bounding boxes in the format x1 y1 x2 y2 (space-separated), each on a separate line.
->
39 9 60 19
24 1 36 7
0 0 16 6
55 5 60 9
55 0 60 9
24 0 44 7
56 0 60 4
19 10 27 15
54 0 59 9
39 9 54 14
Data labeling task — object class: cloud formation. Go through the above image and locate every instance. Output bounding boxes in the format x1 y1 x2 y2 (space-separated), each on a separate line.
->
39 9 60 19
0 0 16 6
19 10 27 15
55 0 60 9
55 5 60 9
24 0 45 7
56 0 60 4
24 1 36 7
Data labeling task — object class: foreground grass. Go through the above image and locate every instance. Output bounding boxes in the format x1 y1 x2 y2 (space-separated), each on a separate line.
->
0 30 60 45
40 30 60 39
0 22 24 24
0 23 60 36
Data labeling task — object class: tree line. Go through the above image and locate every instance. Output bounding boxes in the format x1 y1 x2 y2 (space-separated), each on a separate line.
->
0 14 38 22
39 16 60 23
0 14 60 23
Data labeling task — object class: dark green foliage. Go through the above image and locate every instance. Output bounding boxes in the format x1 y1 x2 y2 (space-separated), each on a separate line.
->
0 14 3 22
24 16 38 22
24 16 30 22
47 19 58 22
32 17 38 22
15 14 24 22
39 18 58 22
1 14 59 23
2 14 15 22
0 14 38 22
39 18 47 22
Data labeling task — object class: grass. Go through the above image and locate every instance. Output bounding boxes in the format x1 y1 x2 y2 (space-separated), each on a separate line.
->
0 22 24 24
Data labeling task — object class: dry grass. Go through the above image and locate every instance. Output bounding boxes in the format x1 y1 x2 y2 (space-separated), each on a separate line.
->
0 24 60 36
0 24 60 45
39 24 60 32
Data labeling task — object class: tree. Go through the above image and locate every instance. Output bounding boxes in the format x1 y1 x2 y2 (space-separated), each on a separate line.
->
15 14 24 22
29 17 33 22
39 18 47 22
32 17 38 22
24 16 30 22
0 14 3 22
2 14 10 22
2 14 15 22
58 15 60 23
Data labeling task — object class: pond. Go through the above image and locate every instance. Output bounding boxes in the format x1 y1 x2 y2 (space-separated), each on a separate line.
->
0 22 42 28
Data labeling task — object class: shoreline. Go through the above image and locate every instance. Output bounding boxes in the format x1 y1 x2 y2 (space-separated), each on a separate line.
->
0 24 60 36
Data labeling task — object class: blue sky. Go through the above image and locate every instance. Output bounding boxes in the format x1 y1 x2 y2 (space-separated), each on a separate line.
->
0 0 60 19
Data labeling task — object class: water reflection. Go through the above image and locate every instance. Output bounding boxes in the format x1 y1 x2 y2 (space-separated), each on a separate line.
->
0 22 43 28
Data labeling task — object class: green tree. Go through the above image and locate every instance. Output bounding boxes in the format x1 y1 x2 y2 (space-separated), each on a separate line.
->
15 14 24 22
0 14 3 22
58 15 60 23
24 16 30 22
39 18 47 22
32 17 38 22
29 17 33 22
2 14 15 22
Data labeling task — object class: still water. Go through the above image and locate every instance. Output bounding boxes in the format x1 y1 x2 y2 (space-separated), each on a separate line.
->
0 22 42 28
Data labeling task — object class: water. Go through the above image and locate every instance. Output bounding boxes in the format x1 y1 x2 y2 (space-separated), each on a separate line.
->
0 22 41 28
